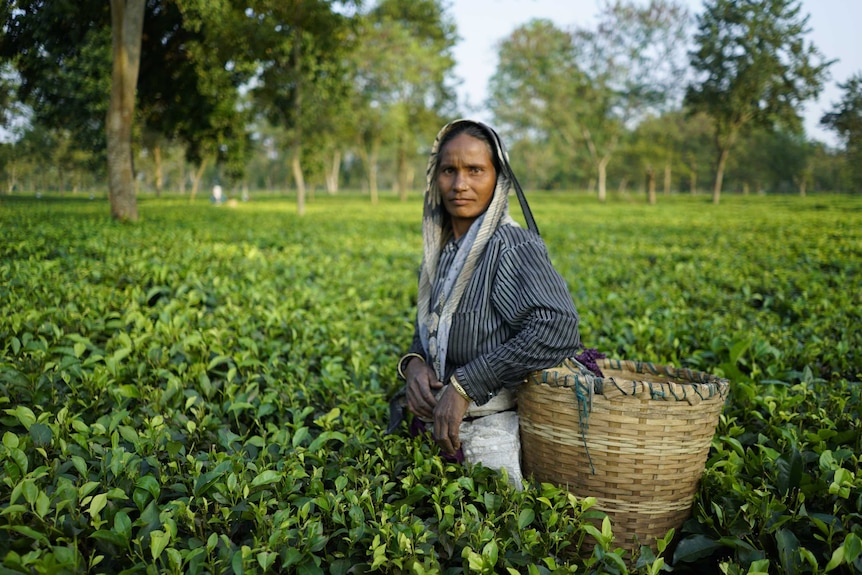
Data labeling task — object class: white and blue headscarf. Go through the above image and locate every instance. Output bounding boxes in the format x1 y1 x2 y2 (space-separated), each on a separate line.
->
417 119 520 382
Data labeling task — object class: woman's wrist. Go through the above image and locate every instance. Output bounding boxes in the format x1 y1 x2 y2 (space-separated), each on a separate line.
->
449 375 472 402
397 353 425 380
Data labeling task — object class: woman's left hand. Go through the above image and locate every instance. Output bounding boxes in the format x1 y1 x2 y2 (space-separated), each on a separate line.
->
433 386 471 455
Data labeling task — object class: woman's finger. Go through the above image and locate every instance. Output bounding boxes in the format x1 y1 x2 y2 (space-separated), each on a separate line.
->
406 377 435 418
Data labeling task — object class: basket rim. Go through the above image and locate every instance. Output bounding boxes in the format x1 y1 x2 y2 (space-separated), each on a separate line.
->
528 357 730 402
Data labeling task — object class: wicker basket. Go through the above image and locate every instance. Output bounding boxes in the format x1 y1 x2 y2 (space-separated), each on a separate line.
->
519 358 729 551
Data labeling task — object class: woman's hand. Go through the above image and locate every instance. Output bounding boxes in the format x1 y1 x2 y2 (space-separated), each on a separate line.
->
433 386 470 456
405 357 443 419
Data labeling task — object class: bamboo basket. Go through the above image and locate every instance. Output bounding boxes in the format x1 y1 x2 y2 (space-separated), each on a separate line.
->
519 358 729 551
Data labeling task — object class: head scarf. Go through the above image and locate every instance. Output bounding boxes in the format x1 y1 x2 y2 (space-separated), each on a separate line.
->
417 119 519 381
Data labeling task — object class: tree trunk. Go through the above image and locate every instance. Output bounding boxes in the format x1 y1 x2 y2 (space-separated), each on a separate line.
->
291 149 306 216
291 17 306 216
597 156 610 202
325 150 341 194
154 144 163 197
5 161 16 194
397 144 410 201
189 157 208 201
646 167 657 205
617 177 629 194
689 169 697 195
179 163 187 195
663 163 672 195
107 0 145 222
368 141 379 206
357 135 381 205
713 147 730 205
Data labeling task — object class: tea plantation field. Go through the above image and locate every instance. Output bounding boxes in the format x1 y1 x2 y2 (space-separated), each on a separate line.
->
1 192 860 574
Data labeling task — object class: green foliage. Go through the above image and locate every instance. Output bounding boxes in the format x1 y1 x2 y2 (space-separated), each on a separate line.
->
685 0 833 201
490 1 691 200
346 0 458 200
820 73 862 193
1 193 860 574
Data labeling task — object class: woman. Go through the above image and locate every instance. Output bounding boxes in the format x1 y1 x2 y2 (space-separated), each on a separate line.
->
392 119 583 483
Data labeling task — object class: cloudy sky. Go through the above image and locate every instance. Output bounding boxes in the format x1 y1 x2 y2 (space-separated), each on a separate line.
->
450 0 862 146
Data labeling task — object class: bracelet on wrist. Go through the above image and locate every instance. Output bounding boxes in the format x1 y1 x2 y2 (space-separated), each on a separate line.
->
397 353 425 380
449 375 472 402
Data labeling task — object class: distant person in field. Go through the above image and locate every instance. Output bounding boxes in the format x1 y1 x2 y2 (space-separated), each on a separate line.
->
389 119 594 488
211 184 223 204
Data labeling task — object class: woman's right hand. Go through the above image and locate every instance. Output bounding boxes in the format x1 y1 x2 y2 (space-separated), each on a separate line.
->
405 357 443 419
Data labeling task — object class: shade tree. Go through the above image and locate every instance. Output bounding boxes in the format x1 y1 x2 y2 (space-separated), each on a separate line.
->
346 0 457 203
489 1 690 201
0 0 259 219
685 0 832 204
820 72 862 192
247 0 357 215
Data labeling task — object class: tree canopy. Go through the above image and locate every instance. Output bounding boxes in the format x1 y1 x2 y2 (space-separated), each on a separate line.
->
489 1 690 201
820 72 862 192
685 0 833 203
0 0 856 209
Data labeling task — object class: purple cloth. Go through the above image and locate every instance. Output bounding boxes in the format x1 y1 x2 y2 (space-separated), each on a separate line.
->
574 347 606 377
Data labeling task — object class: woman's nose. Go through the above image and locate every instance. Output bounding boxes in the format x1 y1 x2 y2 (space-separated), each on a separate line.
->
454 172 468 191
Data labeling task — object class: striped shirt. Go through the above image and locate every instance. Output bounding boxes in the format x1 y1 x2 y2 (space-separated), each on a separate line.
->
408 224 581 405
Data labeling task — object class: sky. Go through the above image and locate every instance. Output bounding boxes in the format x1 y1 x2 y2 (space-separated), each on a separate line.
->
449 0 862 147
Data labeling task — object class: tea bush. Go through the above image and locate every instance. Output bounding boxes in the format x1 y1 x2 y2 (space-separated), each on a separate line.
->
1 193 859 574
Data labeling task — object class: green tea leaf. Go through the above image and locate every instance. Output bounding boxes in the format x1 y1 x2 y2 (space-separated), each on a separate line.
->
150 530 170 561
8 448 28 475
673 535 722 563
136 475 160 499
308 431 346 453
517 508 535 529
29 423 52 446
114 510 132 539
776 448 803 495
776 528 800 575
91 529 128 547
8 524 49 544
729 339 751 365
71 455 87 477
88 493 107 517
257 551 276 570
824 545 844 572
250 470 281 488
6 405 36 429
292 427 309 448
843 533 862 564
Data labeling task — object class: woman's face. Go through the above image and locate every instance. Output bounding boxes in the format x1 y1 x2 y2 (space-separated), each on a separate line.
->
436 133 497 239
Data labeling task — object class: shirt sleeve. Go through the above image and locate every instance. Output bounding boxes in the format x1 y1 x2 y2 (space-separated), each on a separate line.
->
454 235 581 405
406 318 425 357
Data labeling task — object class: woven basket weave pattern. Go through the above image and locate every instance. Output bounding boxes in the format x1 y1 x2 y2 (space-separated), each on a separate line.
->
519 358 729 550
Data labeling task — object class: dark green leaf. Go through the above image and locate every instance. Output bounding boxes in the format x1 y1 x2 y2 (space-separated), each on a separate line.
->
29 423 52 446
673 535 722 564
91 529 128 547
776 528 800 575
777 448 804 496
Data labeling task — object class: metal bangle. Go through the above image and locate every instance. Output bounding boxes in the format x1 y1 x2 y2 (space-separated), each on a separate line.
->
397 353 425 380
449 375 472 402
